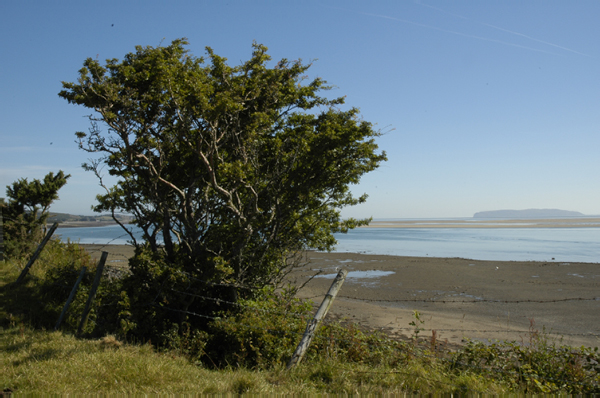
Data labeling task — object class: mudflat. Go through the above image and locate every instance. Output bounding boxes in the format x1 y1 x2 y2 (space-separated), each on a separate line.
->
82 244 600 348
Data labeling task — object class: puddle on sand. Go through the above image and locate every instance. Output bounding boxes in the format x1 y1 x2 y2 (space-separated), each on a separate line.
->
314 270 395 280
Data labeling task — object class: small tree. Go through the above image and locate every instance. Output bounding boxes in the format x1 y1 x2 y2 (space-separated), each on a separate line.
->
2 171 70 259
59 39 385 338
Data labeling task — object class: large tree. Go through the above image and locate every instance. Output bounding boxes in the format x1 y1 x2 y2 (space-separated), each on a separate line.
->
59 39 385 306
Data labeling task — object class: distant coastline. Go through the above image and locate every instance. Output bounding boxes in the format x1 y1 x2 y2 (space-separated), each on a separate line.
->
48 212 134 228
473 208 586 219
365 217 600 228
49 209 599 229
56 221 125 228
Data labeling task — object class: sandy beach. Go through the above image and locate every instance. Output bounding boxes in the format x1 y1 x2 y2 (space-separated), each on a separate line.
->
81 244 600 348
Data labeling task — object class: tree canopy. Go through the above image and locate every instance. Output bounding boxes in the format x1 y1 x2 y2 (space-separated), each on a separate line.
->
2 171 70 258
59 39 385 302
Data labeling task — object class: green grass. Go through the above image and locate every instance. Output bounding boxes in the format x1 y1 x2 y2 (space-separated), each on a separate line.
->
2 326 509 395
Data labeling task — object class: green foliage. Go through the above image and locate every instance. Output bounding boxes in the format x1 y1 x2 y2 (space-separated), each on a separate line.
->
2 171 70 259
113 244 220 344
409 309 425 341
204 288 313 368
1 239 95 330
0 239 127 337
313 321 417 367
451 322 600 394
58 40 387 334
193 288 415 370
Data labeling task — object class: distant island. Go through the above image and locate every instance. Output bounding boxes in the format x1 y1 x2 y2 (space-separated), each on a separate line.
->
473 209 585 219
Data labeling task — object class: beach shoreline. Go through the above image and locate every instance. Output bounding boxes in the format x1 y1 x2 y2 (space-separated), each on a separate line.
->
58 217 600 229
81 244 600 348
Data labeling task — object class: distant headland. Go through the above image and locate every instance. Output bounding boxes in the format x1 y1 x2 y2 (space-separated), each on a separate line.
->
473 209 585 219
48 212 134 228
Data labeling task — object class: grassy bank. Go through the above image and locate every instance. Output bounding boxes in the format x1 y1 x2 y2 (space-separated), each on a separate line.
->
1 326 501 395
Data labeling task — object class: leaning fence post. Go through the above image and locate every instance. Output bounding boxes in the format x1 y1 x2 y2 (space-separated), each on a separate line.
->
287 269 348 369
77 251 108 336
16 222 59 284
55 266 87 331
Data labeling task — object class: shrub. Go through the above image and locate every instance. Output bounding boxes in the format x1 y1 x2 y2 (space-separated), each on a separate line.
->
204 288 312 368
1 239 123 336
451 325 600 394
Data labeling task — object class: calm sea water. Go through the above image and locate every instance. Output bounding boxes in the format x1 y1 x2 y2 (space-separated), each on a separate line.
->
56 224 600 263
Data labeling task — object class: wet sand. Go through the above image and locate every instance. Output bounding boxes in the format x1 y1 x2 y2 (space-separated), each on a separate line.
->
82 244 600 348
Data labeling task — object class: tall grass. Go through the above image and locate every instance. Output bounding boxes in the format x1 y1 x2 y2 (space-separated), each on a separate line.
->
2 326 510 395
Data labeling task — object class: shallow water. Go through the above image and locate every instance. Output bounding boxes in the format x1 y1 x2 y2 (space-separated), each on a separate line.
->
332 227 600 263
56 224 600 263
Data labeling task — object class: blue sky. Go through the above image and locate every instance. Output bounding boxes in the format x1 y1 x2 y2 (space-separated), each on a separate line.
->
1 1 599 218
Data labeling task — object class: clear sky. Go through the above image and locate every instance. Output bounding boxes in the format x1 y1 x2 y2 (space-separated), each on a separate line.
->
1 1 599 219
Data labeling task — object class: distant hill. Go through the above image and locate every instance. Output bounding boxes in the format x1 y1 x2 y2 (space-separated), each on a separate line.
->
473 209 585 219
47 212 134 224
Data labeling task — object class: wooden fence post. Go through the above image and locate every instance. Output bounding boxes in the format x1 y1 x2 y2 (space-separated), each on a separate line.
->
77 251 108 336
55 266 87 331
16 222 59 284
287 269 348 369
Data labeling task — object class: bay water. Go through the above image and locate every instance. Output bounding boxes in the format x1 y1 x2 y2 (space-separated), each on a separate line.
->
56 224 600 263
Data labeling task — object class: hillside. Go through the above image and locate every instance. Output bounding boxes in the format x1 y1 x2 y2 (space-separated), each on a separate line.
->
473 209 585 219
47 212 134 225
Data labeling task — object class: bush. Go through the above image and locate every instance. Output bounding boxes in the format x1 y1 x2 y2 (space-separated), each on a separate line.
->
197 287 418 370
204 288 313 368
1 239 122 336
451 325 600 394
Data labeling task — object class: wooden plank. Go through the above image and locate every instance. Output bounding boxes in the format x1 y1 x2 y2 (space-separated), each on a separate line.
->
16 222 59 284
77 251 108 336
287 269 348 369
55 266 87 331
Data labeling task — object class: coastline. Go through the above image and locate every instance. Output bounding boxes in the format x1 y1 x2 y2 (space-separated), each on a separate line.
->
56 217 600 230
364 217 600 228
81 244 600 348
56 221 126 228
